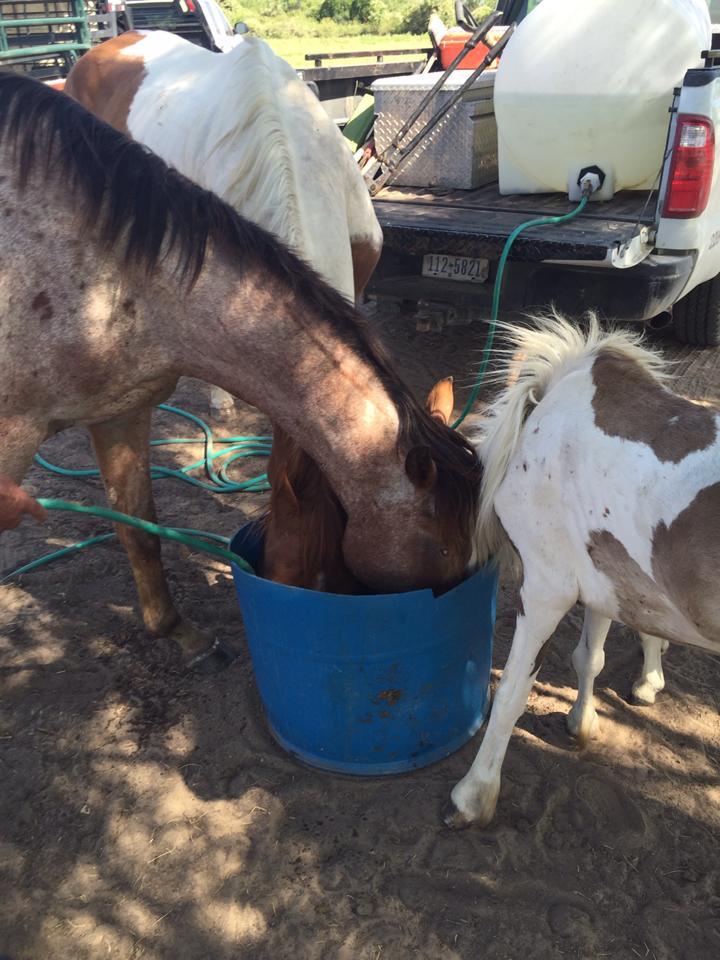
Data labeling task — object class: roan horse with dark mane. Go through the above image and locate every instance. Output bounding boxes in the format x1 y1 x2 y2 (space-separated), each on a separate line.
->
63 29 387 594
0 72 481 664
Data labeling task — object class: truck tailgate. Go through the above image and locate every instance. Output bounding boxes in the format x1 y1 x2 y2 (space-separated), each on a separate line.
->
373 184 657 261
367 183 695 323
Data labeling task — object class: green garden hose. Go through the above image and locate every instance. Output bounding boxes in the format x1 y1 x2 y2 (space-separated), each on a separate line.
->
451 193 589 428
1 531 118 583
0 498 254 584
40 499 253 571
36 403 272 493
2 404 264 582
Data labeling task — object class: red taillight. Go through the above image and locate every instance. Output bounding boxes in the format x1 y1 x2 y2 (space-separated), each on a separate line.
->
663 115 715 219
186 0 196 10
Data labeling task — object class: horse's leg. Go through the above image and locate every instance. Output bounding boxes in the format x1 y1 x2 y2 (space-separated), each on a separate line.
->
632 633 668 705
566 609 612 745
88 409 218 666
0 416 48 482
0 415 48 566
445 581 571 828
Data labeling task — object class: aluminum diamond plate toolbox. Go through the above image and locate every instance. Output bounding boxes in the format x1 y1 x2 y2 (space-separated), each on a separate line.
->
372 71 498 190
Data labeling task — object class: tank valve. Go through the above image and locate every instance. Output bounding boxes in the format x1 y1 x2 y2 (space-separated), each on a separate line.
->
578 165 606 197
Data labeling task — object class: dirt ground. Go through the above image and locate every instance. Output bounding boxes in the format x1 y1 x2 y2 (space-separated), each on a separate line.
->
0 312 718 960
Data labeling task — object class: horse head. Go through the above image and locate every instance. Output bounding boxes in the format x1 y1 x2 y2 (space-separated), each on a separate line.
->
264 376 475 595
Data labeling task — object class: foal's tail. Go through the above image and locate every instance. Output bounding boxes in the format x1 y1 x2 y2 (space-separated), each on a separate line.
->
472 312 667 569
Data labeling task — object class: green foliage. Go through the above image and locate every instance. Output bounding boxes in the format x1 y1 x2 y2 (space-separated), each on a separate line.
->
256 0 303 16
314 0 391 26
349 0 388 28
317 0 353 21
399 0 493 33
397 0 450 34
220 0 495 43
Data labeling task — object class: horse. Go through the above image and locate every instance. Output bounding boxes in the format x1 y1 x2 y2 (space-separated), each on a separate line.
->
445 315 719 828
63 30 386 593
63 30 382 349
262 377 457 592
632 633 670 704
0 73 481 666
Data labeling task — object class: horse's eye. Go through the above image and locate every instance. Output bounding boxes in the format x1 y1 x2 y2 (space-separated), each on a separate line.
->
441 548 449 557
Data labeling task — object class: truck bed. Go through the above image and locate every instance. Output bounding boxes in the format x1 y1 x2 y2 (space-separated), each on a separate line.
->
373 183 658 261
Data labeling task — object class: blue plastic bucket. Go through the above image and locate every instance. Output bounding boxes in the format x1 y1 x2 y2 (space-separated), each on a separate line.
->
230 522 497 775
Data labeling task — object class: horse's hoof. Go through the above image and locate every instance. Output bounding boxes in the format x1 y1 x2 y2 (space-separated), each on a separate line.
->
442 799 472 830
166 619 236 671
630 682 658 706
566 706 599 747
447 776 500 828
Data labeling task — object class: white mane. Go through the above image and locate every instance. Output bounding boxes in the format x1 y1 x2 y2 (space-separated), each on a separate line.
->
200 37 307 258
473 313 672 569
125 31 380 301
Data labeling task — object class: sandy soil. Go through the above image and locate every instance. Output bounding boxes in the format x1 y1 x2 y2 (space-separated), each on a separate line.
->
0 313 718 960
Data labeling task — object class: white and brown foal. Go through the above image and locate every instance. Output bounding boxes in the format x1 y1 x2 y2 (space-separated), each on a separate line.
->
447 316 719 827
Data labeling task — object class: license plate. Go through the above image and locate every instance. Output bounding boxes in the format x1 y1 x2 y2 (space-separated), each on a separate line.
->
422 254 489 284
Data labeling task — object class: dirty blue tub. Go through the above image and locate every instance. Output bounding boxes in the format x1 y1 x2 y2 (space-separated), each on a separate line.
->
230 522 497 775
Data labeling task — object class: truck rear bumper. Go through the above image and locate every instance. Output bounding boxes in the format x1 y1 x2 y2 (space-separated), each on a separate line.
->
368 250 696 323
370 191 694 323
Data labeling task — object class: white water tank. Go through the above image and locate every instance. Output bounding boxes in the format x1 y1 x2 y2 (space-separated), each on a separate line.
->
494 0 712 198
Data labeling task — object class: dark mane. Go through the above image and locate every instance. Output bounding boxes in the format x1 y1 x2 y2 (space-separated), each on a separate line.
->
0 71 482 536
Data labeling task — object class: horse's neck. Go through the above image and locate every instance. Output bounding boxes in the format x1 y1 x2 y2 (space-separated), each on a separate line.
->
177 257 405 509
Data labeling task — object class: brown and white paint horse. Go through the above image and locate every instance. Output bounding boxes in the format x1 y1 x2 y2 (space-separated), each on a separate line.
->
64 29 385 593
447 316 719 827
0 74 480 664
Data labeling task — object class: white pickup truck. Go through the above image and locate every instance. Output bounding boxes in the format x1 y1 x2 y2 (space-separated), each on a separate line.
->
368 0 720 346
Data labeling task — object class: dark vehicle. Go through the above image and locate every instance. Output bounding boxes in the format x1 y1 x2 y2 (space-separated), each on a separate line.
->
100 0 239 52
298 45 433 127
106 0 211 47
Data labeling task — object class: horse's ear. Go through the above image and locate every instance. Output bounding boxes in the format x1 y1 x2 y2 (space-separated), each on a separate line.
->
425 376 454 425
405 445 437 490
